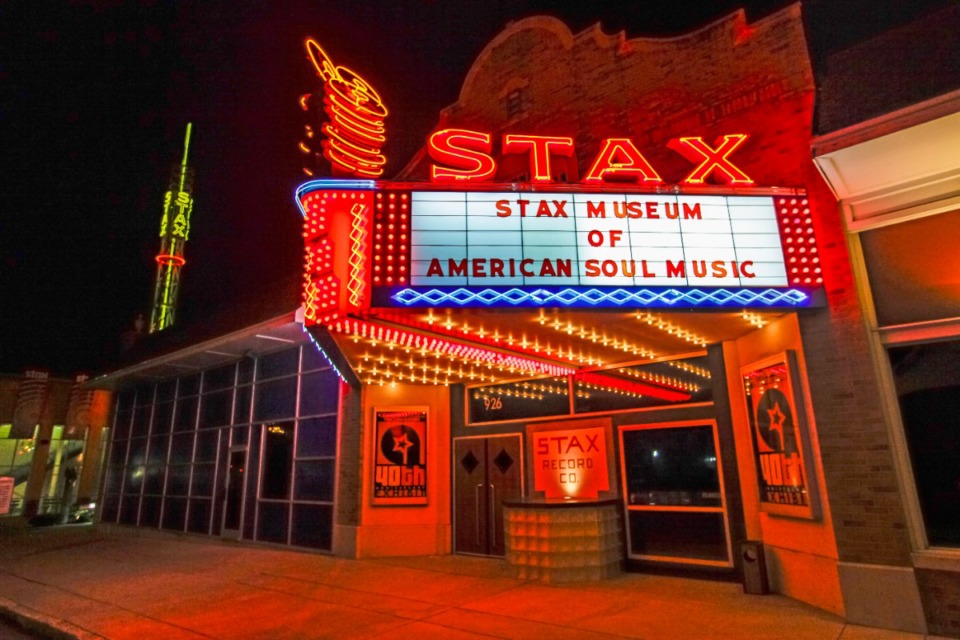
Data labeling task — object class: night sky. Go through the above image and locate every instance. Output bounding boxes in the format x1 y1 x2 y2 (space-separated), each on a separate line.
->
1 0 951 377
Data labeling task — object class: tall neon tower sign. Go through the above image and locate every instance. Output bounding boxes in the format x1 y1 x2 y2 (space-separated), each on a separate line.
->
150 123 194 333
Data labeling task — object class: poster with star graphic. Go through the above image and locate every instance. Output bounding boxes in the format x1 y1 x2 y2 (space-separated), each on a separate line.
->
742 352 821 520
372 407 428 505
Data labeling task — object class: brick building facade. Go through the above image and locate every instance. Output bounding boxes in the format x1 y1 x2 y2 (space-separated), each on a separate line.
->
94 5 959 636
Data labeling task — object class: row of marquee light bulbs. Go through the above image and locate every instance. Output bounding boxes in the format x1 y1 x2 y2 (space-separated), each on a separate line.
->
343 307 765 392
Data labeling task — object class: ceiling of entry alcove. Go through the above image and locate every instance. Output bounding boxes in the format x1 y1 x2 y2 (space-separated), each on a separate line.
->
331 308 785 387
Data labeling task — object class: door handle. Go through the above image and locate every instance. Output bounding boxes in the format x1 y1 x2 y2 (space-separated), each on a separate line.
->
489 483 497 548
476 483 483 545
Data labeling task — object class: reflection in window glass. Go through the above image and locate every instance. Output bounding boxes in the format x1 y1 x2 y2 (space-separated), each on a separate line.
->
257 501 289 543
889 340 960 547
179 374 201 397
146 434 169 465
254 377 297 422
258 348 300 380
141 496 161 528
194 429 219 463
166 465 190 496
301 344 330 372
200 390 233 428
294 459 335 501
153 402 173 435
234 385 252 423
127 438 148 466
861 209 960 326
113 409 132 439
144 465 165 494
296 416 337 458
163 497 186 531
156 379 177 403
292 504 332 549
622 426 721 507
261 423 294 500
190 463 215 497
299 371 339 416
575 356 712 414
188 499 211 534
468 377 569 424
203 363 236 392
174 397 198 431
627 511 728 561
132 404 153 438
170 432 195 465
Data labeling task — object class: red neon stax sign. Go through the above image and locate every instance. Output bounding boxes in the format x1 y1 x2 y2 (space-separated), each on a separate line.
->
428 128 753 185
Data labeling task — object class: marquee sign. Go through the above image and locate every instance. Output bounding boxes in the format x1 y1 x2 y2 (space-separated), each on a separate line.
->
296 178 824 324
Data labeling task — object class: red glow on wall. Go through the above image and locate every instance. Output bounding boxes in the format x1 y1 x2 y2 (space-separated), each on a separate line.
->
306 39 388 178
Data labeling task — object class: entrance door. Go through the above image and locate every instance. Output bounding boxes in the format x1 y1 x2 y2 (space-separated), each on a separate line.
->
454 435 523 556
221 445 247 539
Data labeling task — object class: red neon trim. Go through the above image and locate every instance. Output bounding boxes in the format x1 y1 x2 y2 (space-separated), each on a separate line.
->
502 134 574 183
668 135 754 185
155 254 185 267
428 129 496 182
574 371 691 402
583 138 662 184
305 38 388 179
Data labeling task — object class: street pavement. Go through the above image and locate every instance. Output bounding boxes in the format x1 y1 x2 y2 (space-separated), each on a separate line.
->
0 525 946 639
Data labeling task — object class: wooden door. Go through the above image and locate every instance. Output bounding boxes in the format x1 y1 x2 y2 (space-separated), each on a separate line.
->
454 435 522 556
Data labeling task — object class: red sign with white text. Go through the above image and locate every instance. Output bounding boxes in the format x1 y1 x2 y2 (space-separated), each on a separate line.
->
533 426 610 499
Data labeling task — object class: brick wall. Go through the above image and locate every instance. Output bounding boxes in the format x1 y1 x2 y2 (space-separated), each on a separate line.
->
335 380 363 527
916 568 960 636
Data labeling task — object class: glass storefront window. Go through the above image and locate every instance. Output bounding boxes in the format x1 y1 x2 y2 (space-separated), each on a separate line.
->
174 397 198 432
254 377 297 422
200 390 233 428
619 422 729 566
258 349 300 380
299 370 339 416
861 209 960 326
103 344 339 551
621 425 721 508
296 416 337 457
261 423 293 500
888 339 960 547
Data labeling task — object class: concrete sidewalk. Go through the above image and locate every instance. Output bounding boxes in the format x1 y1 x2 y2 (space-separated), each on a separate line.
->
0 526 941 639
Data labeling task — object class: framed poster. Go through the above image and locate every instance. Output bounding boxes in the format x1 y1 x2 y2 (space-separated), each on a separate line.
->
742 351 821 520
372 407 428 506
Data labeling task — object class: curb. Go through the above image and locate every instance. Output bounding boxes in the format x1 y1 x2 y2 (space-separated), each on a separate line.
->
0 598 102 640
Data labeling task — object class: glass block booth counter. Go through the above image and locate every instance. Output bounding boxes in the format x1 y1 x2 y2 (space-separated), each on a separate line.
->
503 498 622 582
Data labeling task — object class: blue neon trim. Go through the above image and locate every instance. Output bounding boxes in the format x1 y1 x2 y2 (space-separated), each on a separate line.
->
294 179 377 217
390 287 811 308
302 325 346 383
